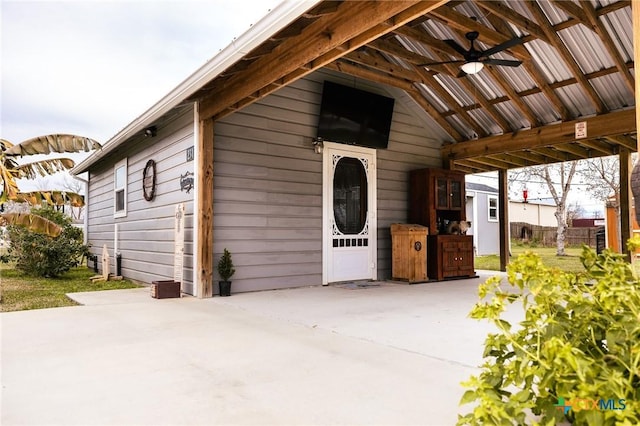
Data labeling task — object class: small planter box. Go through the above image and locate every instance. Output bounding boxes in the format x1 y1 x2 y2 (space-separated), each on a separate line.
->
151 280 181 299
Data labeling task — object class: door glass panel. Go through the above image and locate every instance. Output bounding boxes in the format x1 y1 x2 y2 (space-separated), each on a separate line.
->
436 178 448 208
450 180 462 208
333 157 367 234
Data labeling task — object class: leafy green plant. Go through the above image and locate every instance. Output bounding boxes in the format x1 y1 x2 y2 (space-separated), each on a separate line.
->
458 240 640 425
217 248 235 281
6 206 89 277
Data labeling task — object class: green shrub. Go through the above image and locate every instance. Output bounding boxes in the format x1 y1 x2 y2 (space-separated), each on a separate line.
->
7 207 88 277
458 240 640 425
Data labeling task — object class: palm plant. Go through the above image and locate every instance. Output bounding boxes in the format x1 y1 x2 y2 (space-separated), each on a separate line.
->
0 134 101 237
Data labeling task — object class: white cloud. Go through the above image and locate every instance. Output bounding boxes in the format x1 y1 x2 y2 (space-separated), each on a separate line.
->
1 0 281 144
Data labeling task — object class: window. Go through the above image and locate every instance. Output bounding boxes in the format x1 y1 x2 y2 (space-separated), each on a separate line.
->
114 159 127 217
488 195 498 222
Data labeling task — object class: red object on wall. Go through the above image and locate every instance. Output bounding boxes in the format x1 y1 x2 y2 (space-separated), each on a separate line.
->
523 189 528 203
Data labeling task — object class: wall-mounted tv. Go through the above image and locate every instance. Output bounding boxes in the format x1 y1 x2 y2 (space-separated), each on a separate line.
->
316 81 395 149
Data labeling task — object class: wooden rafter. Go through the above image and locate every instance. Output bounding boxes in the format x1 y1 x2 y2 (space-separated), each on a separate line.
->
525 1 607 114
553 0 634 94
391 28 513 133
475 0 549 43
198 1 448 120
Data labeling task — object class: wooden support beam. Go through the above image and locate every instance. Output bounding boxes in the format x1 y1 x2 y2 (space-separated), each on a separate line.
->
635 0 640 152
620 148 631 257
605 135 637 152
199 1 448 120
553 142 592 159
525 1 607 114
442 108 636 160
412 66 488 137
404 86 466 142
486 153 529 168
582 1 635 94
197 117 214 298
476 0 549 43
429 6 530 61
498 169 510 271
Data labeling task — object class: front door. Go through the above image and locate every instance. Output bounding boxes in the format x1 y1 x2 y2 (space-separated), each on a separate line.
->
323 142 377 284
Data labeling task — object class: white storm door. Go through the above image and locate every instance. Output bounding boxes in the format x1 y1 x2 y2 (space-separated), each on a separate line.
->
323 142 377 284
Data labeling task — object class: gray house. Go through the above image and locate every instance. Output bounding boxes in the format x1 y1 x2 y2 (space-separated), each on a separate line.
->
465 182 500 256
73 1 637 296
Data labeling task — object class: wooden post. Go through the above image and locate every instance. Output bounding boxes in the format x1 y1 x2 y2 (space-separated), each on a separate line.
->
498 169 510 271
174 203 185 285
101 244 110 280
620 148 631 257
197 117 214 298
635 0 640 153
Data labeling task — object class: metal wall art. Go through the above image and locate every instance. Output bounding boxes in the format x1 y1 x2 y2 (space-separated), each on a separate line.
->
180 171 194 193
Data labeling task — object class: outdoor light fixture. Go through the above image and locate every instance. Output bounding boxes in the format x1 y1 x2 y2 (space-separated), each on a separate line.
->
144 126 157 137
461 61 484 75
312 137 323 154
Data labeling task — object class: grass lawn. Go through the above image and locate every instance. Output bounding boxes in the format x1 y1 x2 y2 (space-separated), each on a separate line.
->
0 263 140 312
475 243 587 273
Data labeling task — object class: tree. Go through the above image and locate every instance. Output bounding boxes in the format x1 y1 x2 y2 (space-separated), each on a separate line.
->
0 134 101 236
510 162 578 256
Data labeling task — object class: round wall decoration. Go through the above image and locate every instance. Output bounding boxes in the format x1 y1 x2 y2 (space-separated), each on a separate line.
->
142 159 156 201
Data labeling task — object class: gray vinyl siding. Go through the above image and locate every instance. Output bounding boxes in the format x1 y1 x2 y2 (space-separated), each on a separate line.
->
85 68 445 294
86 107 195 293
473 191 500 255
212 69 442 292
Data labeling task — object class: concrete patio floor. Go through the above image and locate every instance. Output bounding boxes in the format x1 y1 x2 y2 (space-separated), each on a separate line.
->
1 271 515 425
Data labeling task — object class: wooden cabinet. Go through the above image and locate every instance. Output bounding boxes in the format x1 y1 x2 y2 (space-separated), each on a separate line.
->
409 167 475 280
428 235 474 280
409 168 466 235
435 175 464 210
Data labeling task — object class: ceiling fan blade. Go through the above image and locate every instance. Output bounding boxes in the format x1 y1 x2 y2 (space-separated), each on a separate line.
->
456 69 468 78
480 37 523 57
483 58 523 67
444 39 469 56
417 59 465 67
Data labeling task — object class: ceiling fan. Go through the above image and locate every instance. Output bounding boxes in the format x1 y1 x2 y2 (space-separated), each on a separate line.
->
420 31 523 77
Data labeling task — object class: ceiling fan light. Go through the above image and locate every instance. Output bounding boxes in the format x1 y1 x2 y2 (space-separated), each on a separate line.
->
461 61 484 75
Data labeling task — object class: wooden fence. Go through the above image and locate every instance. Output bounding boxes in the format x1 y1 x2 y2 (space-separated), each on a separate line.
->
510 222 603 248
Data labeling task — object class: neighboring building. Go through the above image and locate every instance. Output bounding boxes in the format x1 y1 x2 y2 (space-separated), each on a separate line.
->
572 218 605 228
510 199 557 227
465 182 500 256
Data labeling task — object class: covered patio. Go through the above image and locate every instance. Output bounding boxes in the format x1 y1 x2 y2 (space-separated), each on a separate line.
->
2 273 514 425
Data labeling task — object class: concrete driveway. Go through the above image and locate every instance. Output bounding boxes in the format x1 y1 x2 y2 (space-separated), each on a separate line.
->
1 271 510 426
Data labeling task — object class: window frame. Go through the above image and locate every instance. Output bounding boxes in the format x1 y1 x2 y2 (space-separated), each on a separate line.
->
114 158 128 218
488 195 498 222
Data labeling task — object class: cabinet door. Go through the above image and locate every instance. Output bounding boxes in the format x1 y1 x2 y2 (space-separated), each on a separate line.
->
457 241 474 275
441 240 460 277
435 177 449 209
449 179 463 209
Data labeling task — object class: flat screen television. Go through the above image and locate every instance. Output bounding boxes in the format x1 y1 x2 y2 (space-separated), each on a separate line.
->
316 81 394 149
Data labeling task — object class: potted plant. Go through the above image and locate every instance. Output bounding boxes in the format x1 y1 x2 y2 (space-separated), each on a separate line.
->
217 248 235 296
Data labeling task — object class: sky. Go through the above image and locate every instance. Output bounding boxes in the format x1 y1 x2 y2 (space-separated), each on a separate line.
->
2 0 281 145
